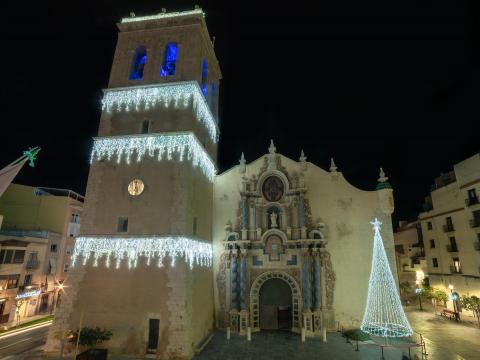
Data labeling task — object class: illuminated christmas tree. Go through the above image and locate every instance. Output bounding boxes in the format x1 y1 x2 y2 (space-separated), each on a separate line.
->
361 218 413 337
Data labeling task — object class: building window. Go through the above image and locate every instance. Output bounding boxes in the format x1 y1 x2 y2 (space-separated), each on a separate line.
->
432 258 438 268
201 58 208 96
395 244 404 255
0 249 25 264
427 221 432 230
24 274 32 286
63 263 69 273
193 217 198 236
160 42 178 77
429 239 435 248
449 237 458 252
50 244 58 253
452 258 461 273
117 217 129 233
141 120 150 134
7 275 19 289
468 188 477 201
445 216 454 231
129 46 147 80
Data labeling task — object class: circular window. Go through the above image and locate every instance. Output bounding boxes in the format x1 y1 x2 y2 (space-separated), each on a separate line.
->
127 179 144 196
262 176 284 202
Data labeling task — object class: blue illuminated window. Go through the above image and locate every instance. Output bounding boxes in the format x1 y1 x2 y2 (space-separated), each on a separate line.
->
160 42 178 77
129 46 147 80
201 58 208 96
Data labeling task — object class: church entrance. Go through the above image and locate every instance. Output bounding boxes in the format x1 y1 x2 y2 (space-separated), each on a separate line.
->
259 278 292 331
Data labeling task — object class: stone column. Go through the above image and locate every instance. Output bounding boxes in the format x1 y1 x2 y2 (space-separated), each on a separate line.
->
299 195 307 238
302 253 313 335
229 255 239 332
241 197 248 240
312 252 323 335
239 252 249 335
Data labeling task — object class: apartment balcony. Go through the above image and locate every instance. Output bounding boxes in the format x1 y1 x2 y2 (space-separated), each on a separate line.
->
474 242 480 251
469 219 480 228
446 244 459 252
443 224 455 232
26 260 40 270
465 196 480 207
450 265 462 274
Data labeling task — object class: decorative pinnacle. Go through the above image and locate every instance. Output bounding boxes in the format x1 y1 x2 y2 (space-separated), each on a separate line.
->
299 149 307 163
370 217 382 230
330 158 338 172
239 152 246 165
268 139 277 154
378 167 388 182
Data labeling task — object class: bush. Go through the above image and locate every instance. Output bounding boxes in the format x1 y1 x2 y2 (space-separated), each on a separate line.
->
68 327 112 348
343 329 371 341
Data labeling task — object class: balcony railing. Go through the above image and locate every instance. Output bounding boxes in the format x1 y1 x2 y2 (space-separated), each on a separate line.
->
474 242 480 251
470 219 480 228
443 224 455 232
446 244 459 252
26 260 40 269
466 196 479 207
450 265 462 274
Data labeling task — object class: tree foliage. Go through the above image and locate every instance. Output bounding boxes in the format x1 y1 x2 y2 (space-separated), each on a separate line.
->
460 295 480 327
68 327 113 348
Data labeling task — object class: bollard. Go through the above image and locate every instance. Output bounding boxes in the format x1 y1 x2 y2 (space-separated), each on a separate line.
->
322 327 327 343
247 327 251 341
301 328 306 343
227 327 230 340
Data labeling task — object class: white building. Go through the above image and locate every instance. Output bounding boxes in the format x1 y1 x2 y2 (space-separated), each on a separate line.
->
419 153 480 311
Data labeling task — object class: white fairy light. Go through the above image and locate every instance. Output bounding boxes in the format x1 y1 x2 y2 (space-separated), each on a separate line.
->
121 9 205 24
90 132 215 182
71 236 212 270
360 218 413 337
102 81 218 143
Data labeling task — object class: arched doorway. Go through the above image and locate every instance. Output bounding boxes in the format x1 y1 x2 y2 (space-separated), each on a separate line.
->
250 271 302 333
259 278 292 330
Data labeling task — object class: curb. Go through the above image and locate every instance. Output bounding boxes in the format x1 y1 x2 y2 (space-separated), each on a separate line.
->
0 320 53 339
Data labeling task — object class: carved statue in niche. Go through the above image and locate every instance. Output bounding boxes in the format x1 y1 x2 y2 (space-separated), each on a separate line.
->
270 212 278 228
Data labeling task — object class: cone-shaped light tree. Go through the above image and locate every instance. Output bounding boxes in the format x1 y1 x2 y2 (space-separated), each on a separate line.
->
361 218 413 337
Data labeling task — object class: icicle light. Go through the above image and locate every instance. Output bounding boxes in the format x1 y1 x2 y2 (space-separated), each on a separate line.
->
121 9 205 24
90 132 215 182
360 218 413 337
72 236 212 270
102 81 218 143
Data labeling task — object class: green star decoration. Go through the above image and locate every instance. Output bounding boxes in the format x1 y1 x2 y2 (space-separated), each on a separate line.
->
23 148 39 167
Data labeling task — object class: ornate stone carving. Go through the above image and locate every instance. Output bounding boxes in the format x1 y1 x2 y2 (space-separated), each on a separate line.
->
250 268 300 287
216 253 228 326
321 251 336 309
262 176 284 202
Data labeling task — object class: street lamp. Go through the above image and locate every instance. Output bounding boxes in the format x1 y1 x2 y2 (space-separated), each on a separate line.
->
51 281 65 315
448 284 459 321
415 280 423 311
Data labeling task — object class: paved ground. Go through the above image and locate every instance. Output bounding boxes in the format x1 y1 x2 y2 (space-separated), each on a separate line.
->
405 305 479 360
194 331 415 360
0 324 50 360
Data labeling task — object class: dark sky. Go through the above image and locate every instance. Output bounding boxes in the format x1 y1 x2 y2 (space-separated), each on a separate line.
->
1 1 479 228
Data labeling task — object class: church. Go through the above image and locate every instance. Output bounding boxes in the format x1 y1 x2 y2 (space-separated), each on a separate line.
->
45 8 398 359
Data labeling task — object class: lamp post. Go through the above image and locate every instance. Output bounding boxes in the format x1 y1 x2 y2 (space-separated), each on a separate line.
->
448 284 459 321
51 282 64 315
415 280 423 311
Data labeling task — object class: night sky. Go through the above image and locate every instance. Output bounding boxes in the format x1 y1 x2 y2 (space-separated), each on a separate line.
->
1 1 479 228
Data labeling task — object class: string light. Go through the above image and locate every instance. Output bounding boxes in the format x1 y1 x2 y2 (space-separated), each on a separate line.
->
90 132 215 182
121 9 205 24
360 218 413 337
71 236 212 270
16 289 41 300
102 81 218 143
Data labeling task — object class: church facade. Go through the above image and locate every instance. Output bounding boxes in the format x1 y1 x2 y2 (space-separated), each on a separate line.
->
44 8 398 360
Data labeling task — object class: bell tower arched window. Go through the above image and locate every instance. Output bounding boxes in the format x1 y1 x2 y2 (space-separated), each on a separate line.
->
160 42 178 77
201 58 208 96
129 46 147 80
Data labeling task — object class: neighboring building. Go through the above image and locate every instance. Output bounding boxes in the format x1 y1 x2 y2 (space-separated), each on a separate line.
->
418 153 480 312
393 221 426 288
0 184 84 325
45 8 400 360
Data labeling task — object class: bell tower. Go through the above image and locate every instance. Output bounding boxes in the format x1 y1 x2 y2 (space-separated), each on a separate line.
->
45 8 221 359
